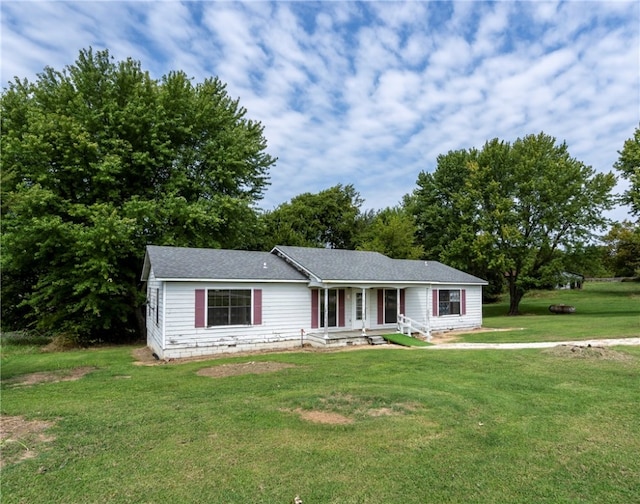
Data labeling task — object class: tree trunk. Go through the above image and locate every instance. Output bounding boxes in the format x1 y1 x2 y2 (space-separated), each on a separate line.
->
508 278 524 315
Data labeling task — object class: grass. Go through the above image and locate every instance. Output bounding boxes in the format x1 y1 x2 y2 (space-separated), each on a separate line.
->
383 333 432 347
458 281 640 343
1 282 639 503
0 331 55 356
2 346 639 503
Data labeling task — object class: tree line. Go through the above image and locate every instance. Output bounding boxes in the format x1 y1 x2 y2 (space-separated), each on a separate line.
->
2 49 638 343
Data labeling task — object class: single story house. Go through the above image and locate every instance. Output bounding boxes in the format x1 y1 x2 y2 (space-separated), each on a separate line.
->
142 245 488 359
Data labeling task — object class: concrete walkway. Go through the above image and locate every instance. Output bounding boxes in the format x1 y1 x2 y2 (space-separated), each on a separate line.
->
424 337 640 350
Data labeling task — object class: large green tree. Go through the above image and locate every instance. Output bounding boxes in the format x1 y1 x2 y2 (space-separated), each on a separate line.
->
1 48 276 342
602 221 640 277
260 184 363 250
559 245 612 279
614 124 640 217
355 206 424 259
410 133 616 314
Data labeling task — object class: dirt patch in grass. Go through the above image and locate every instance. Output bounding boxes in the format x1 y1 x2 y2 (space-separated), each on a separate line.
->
132 346 160 365
196 361 298 378
284 394 421 425
287 406 405 424
0 415 56 468
430 327 522 344
367 407 396 417
293 408 354 425
544 344 636 361
4 366 96 387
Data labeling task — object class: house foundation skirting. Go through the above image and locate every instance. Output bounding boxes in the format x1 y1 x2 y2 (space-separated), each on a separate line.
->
156 338 301 359
153 329 396 359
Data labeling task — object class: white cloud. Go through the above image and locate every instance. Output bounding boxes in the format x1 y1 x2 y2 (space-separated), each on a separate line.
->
1 0 638 222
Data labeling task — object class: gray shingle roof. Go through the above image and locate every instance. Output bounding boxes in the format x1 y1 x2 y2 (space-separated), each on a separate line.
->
143 245 308 281
142 245 487 285
273 246 487 284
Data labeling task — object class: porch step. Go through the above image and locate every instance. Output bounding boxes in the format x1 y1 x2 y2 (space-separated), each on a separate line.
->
367 335 388 345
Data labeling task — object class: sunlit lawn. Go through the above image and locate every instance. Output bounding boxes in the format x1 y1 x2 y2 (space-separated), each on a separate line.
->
1 281 639 503
459 281 640 343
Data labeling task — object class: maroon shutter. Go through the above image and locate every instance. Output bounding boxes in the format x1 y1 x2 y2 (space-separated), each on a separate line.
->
253 289 262 325
400 289 405 315
377 289 384 325
461 289 466 316
432 289 438 317
338 289 345 327
311 289 319 329
195 289 205 328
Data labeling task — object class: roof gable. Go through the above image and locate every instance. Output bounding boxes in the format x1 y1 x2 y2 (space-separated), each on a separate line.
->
271 245 392 281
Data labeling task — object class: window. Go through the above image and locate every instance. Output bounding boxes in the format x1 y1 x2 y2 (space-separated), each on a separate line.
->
311 289 345 329
155 288 160 325
377 289 404 325
384 290 397 324
355 292 363 321
207 289 252 326
320 289 338 327
439 290 461 315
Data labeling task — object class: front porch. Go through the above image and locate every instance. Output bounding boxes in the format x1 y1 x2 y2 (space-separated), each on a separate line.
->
304 328 395 348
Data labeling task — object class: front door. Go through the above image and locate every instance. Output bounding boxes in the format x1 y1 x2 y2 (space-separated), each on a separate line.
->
352 289 366 330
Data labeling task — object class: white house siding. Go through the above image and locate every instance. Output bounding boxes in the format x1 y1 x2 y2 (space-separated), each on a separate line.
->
148 281 484 359
369 289 381 330
394 285 484 334
160 281 311 359
349 286 483 333
145 268 164 356
429 285 483 332
404 287 427 323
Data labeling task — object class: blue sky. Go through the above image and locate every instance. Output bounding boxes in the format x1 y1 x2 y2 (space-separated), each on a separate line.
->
2 1 638 222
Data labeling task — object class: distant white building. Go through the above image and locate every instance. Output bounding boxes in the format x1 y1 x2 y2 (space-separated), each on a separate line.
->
557 272 584 290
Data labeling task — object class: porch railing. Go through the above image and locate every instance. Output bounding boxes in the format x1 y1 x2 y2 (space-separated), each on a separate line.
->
397 314 431 342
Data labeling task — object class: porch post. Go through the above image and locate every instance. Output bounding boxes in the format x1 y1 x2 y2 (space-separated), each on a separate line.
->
324 287 329 339
361 287 366 336
426 286 432 340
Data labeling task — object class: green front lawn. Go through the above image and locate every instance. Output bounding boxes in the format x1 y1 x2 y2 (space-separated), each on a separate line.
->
459 281 640 343
2 340 639 503
1 280 639 503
